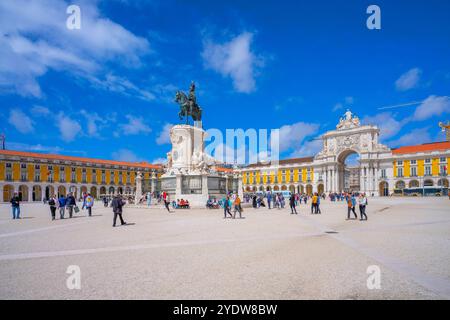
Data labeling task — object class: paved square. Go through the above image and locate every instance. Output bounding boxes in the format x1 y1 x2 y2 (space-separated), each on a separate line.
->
0 197 449 299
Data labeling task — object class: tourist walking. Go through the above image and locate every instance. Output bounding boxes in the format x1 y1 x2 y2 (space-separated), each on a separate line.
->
311 193 318 214
233 195 243 219
316 193 321 214
58 194 66 219
162 191 171 212
267 192 272 209
48 194 58 220
223 195 233 218
85 193 94 217
103 197 109 207
112 195 127 227
289 194 298 214
66 192 76 218
358 193 368 220
10 192 20 219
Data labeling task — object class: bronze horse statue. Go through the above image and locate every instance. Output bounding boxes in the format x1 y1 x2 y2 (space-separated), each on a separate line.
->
175 90 202 124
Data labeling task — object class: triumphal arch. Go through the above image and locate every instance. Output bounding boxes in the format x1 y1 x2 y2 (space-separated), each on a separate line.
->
314 110 392 195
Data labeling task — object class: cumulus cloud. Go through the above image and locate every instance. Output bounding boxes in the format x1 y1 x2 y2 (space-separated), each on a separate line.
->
118 115 151 136
202 32 263 93
31 105 51 116
151 157 167 165
362 112 405 140
412 95 450 121
156 123 173 145
56 114 82 142
290 139 323 158
278 122 320 152
8 109 34 134
0 0 151 97
112 149 144 162
395 68 421 91
388 127 432 147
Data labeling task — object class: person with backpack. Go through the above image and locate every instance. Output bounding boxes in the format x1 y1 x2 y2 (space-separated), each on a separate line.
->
85 193 94 217
48 194 58 220
65 192 76 218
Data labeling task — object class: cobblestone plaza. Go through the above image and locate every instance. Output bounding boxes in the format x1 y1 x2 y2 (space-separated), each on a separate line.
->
0 197 449 299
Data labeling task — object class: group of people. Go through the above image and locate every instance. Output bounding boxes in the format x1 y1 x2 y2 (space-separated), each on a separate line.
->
172 199 190 209
223 193 243 219
345 192 368 221
46 192 94 220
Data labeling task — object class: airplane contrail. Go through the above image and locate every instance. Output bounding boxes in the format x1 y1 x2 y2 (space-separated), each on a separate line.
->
377 96 450 110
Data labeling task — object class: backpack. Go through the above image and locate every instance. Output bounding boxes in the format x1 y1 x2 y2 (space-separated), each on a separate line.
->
48 199 55 206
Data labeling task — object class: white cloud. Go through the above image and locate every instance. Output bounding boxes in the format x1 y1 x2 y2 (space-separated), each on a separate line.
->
412 95 450 121
362 112 405 140
0 0 151 97
333 96 354 112
112 149 144 162
202 32 263 93
156 123 173 145
8 109 34 134
395 68 421 91
151 157 167 165
118 115 151 136
278 122 320 152
388 127 432 147
7 142 62 153
56 114 82 142
332 103 343 112
290 139 323 158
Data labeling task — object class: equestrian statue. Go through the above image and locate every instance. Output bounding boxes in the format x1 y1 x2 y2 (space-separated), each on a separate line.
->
174 81 203 124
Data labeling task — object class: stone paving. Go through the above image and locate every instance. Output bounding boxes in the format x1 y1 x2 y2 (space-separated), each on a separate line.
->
0 197 449 299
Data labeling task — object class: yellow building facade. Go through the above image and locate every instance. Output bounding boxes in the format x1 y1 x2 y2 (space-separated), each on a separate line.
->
0 150 163 202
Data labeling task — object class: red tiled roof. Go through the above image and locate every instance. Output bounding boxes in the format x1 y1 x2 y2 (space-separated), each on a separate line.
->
392 141 450 155
246 156 314 168
0 150 162 169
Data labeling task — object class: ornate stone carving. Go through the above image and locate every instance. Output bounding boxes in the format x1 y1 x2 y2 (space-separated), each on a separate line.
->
336 109 361 130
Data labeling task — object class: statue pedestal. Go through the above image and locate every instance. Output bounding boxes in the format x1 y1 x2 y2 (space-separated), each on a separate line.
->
160 124 234 207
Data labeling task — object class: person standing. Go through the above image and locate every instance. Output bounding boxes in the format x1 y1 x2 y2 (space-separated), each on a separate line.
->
316 193 321 214
85 193 94 217
289 194 298 214
66 192 76 218
58 194 66 219
111 195 127 227
10 192 20 219
311 193 318 214
223 195 233 218
103 196 108 207
48 194 58 221
267 192 272 209
346 193 357 220
358 193 368 220
146 192 151 207
233 195 243 219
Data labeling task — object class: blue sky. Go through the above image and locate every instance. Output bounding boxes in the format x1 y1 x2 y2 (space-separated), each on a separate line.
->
1 0 449 164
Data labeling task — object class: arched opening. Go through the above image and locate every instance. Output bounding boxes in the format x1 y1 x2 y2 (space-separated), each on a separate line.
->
90 186 97 198
281 185 287 191
266 186 271 191
245 186 251 192
438 178 449 187
259 186 264 191
289 185 295 193
3 185 14 202
424 179 434 187
337 150 360 193
409 180 419 188
45 185 55 200
32 185 42 201
379 181 389 196
108 186 115 195
80 186 88 196
395 180 405 190
125 187 131 195
19 185 28 201
299 185 304 194
69 185 77 198
306 184 313 196
273 185 280 191
317 183 324 195
100 186 107 196
57 186 66 198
